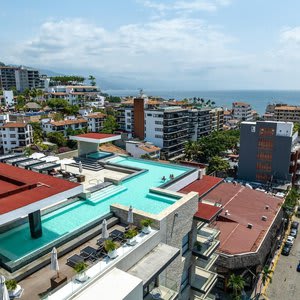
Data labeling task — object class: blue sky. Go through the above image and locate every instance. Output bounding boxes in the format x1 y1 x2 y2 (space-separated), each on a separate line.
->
1 0 300 90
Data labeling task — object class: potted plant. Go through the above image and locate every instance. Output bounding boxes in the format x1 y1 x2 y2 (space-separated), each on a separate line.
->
140 219 153 234
104 239 118 259
125 228 138 245
194 241 202 252
5 279 21 297
74 262 89 282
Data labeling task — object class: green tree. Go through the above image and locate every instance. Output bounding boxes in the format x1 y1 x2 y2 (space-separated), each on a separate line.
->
184 141 203 161
208 156 230 174
293 123 300 135
47 132 66 147
227 274 245 300
52 113 64 121
260 267 273 291
88 75 96 86
101 115 118 133
50 76 85 85
15 95 26 110
106 95 121 103
30 122 44 144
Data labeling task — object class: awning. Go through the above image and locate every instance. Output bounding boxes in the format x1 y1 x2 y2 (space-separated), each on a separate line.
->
128 243 180 286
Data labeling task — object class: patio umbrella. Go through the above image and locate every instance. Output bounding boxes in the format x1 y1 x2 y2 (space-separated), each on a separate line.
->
50 247 59 278
41 156 60 163
60 158 76 170
78 161 83 174
102 219 109 239
127 205 134 227
0 275 9 300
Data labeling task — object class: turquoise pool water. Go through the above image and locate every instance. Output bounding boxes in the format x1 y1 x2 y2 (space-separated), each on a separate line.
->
87 151 112 159
0 157 191 262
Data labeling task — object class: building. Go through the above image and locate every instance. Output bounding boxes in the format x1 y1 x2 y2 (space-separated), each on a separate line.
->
1 90 14 107
232 102 253 121
0 122 33 153
125 140 161 158
0 66 40 92
145 106 189 160
83 112 106 132
238 121 295 183
273 105 300 123
41 117 88 136
210 107 224 132
199 182 284 291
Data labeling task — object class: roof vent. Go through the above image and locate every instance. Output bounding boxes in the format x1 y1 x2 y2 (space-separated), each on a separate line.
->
247 223 253 229
265 205 269 210
262 216 267 221
225 210 229 216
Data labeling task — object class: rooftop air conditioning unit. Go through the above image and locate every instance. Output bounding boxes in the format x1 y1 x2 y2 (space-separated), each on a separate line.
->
265 205 269 210
262 216 267 221
247 223 253 229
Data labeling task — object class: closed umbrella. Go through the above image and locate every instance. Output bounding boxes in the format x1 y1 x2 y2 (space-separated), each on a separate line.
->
78 161 83 174
102 219 109 240
127 205 134 228
0 275 9 300
50 247 59 278
29 152 45 159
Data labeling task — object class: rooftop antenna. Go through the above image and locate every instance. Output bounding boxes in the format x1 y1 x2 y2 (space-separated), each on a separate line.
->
139 88 143 98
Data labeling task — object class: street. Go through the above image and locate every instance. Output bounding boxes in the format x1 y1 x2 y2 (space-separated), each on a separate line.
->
266 216 300 300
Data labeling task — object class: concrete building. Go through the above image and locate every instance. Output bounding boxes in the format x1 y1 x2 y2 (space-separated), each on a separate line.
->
0 122 33 153
273 105 300 123
41 118 88 136
125 140 161 158
0 66 40 92
83 112 106 132
232 102 253 121
238 121 295 183
2 90 14 107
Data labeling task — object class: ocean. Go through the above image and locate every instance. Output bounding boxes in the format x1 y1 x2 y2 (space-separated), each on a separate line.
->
103 89 300 115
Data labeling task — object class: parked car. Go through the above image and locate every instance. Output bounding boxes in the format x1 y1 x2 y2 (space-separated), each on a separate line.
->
291 221 299 230
297 261 300 272
286 236 295 246
290 228 298 238
282 245 291 256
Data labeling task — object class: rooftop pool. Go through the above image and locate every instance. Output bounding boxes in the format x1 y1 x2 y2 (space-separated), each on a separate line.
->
0 156 192 263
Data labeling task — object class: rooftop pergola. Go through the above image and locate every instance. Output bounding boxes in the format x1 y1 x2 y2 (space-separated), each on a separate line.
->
70 133 122 156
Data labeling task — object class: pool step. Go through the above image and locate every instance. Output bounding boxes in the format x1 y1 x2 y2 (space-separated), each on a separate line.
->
69 160 103 171
88 185 127 204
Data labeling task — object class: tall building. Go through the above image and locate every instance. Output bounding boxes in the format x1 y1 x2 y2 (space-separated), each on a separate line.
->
232 101 253 121
0 66 40 92
238 120 295 183
273 105 300 123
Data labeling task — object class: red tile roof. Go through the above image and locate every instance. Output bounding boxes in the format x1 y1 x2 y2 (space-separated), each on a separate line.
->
179 175 223 198
202 182 284 255
0 163 79 215
1 122 28 128
76 133 118 139
194 202 222 222
51 119 87 126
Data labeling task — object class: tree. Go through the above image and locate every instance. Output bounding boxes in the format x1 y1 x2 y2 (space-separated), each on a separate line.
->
227 274 245 300
47 132 66 147
15 95 26 110
88 75 96 86
208 156 230 174
30 122 44 144
50 76 85 85
184 141 203 161
101 115 118 133
260 267 273 291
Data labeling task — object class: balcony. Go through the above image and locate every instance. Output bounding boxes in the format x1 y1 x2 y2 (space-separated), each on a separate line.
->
195 253 219 271
144 278 178 300
192 267 218 296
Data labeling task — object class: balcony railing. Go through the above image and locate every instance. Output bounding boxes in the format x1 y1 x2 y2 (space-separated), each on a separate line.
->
144 277 178 300
195 253 219 271
192 267 218 296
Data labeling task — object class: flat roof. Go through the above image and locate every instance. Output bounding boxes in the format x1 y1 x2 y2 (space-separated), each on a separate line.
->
70 133 121 144
202 182 284 255
194 203 222 223
179 175 223 198
73 268 143 300
0 163 83 225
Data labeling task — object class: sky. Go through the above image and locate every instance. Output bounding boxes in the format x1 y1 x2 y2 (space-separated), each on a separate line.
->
1 0 300 90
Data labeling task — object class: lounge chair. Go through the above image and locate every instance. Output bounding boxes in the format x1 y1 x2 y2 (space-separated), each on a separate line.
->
66 254 85 268
80 246 97 261
110 229 125 241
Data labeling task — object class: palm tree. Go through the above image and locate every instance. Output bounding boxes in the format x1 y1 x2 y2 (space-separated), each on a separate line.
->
88 75 96 86
259 267 273 296
184 141 202 162
227 274 245 300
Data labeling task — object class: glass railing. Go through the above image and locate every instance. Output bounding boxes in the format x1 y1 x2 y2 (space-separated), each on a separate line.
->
144 277 178 300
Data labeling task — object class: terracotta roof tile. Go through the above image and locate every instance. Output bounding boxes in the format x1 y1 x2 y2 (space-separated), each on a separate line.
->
1 122 28 128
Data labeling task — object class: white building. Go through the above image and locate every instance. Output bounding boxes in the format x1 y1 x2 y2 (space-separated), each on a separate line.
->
3 90 14 107
0 122 33 153
42 118 88 136
126 141 161 158
84 112 106 132
232 102 253 121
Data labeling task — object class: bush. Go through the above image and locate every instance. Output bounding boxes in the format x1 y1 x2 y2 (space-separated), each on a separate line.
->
140 219 153 227
5 279 17 291
104 240 118 252
74 262 88 274
58 146 72 153
125 229 138 239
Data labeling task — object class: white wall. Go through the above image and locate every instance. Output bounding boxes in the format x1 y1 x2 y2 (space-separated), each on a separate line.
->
165 169 199 192
3 90 14 106
145 111 164 148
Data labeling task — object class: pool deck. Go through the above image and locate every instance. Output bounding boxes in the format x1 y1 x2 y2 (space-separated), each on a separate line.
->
12 222 128 300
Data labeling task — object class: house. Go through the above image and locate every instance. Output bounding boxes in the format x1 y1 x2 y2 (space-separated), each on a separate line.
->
126 140 161 158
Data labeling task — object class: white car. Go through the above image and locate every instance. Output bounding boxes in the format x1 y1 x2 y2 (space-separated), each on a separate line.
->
286 236 295 246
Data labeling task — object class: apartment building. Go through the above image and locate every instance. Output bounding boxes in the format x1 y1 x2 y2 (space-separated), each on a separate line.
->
117 106 134 133
125 140 161 158
145 106 189 160
84 112 106 132
42 118 88 136
47 85 101 106
273 105 300 123
0 66 40 92
0 122 33 153
238 120 294 183
232 102 253 121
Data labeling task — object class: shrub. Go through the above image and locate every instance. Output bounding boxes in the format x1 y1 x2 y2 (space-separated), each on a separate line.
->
104 239 118 252
74 262 88 274
124 229 138 239
140 219 153 227
5 279 17 291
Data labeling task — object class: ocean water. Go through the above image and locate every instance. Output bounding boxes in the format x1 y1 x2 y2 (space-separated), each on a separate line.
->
103 89 300 115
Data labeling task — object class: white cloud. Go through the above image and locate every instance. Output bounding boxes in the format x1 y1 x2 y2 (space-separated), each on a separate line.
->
14 17 242 80
280 26 300 44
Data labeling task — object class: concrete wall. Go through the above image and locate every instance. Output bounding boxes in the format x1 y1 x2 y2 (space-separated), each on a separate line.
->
165 169 198 192
78 141 98 156
57 150 78 159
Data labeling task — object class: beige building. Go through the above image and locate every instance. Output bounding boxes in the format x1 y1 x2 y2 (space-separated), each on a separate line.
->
273 105 300 122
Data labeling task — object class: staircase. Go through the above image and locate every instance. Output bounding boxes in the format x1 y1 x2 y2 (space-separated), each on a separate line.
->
69 157 104 171
88 185 127 204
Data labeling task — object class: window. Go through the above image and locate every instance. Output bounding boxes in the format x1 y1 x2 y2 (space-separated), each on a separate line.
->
126 112 131 116
155 128 163 132
155 134 163 138
256 162 272 172
147 113 153 117
155 121 162 125
10 134 16 138
182 232 189 255
259 127 275 136
180 267 190 291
